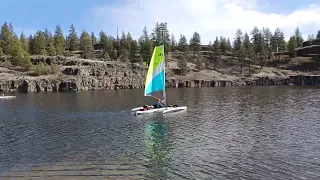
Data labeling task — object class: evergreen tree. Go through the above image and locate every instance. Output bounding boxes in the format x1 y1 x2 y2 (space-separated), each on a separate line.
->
233 29 244 73
0 22 15 55
243 32 253 75
9 35 32 69
287 36 297 52
316 30 320 39
67 24 79 51
99 31 113 58
307 34 315 40
0 47 3 56
178 34 188 52
138 26 153 64
195 56 204 72
177 54 188 75
33 30 47 55
262 27 272 60
151 22 170 53
189 31 201 55
130 40 139 62
20 31 29 53
91 32 97 45
44 28 56 55
219 36 227 53
79 30 94 59
294 27 303 47
226 38 232 51
171 34 176 47
53 25 65 55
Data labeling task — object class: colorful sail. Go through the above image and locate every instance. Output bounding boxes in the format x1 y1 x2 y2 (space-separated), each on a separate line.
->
144 45 166 104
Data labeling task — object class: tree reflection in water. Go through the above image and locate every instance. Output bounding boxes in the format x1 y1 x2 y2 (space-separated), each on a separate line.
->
144 117 171 179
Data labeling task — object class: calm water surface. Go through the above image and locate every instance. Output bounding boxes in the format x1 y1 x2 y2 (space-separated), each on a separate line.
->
0 86 319 179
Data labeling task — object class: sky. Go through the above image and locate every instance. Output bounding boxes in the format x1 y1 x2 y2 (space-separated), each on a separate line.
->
0 0 320 44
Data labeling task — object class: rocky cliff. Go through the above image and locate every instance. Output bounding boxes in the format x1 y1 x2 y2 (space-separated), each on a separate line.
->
0 55 320 93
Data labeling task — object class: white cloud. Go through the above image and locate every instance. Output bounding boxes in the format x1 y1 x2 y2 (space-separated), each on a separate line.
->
88 0 320 44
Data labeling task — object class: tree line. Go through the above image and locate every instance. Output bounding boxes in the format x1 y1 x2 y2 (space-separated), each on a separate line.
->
0 21 318 71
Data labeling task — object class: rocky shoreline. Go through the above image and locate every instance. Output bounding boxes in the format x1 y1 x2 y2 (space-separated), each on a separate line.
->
1 73 320 93
0 56 320 93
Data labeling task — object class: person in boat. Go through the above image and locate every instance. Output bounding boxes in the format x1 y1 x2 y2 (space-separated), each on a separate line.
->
153 99 164 108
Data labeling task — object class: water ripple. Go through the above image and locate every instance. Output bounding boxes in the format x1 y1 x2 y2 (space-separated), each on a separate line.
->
0 86 319 179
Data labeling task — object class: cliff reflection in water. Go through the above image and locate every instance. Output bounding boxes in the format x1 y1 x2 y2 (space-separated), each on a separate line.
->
144 117 171 179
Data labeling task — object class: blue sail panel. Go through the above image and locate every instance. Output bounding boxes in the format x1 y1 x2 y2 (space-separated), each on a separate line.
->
145 70 165 96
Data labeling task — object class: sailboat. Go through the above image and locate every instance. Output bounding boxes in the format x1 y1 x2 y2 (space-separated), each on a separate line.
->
131 45 187 115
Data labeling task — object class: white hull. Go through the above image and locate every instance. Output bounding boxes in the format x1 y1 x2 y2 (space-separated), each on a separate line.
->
133 105 187 115
0 96 16 99
163 106 187 114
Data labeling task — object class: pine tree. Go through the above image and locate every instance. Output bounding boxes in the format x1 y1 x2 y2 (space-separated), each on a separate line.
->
0 47 3 56
243 33 253 75
151 22 170 53
130 40 139 62
195 56 204 72
307 34 315 41
9 35 32 69
20 31 29 53
287 36 297 52
44 28 56 55
316 30 320 39
177 54 188 75
33 30 47 55
67 24 79 51
53 25 65 55
190 31 201 55
294 27 303 47
219 36 227 53
91 32 97 45
233 29 244 73
0 22 15 55
79 30 94 59
178 34 188 52
99 31 113 58
138 26 153 64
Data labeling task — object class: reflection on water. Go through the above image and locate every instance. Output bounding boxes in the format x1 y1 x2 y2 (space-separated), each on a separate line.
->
144 117 170 179
0 86 319 179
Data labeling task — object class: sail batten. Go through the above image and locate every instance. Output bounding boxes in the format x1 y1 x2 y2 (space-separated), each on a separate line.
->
144 45 166 104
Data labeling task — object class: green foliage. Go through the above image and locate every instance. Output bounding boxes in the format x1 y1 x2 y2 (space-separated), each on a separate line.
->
9 37 32 69
178 34 188 52
151 22 170 53
53 25 65 55
33 30 47 55
294 27 303 47
190 31 201 53
99 31 113 58
91 32 97 45
195 56 204 72
66 24 79 51
119 49 129 62
0 22 15 55
317 30 320 39
287 36 297 52
0 47 3 56
307 34 315 41
79 30 94 59
177 54 188 75
20 32 29 52
111 48 118 60
31 62 59 76
138 27 153 64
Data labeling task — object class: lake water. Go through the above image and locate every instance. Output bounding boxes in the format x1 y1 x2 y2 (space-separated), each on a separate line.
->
0 86 319 180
